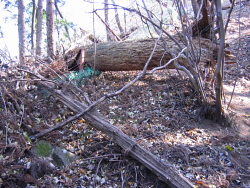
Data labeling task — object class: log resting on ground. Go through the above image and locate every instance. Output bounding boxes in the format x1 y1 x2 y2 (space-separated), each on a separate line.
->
33 78 195 188
65 37 222 71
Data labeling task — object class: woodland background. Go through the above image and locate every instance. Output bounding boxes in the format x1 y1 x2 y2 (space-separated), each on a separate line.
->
0 0 250 187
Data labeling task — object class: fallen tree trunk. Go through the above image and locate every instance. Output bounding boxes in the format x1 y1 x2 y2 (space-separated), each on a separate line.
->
32 78 195 188
65 37 221 71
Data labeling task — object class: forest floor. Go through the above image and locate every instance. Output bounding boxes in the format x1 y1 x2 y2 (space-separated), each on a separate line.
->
223 0 250 139
0 1 250 188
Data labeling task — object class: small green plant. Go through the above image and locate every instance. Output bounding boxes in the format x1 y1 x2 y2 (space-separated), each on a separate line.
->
34 140 53 157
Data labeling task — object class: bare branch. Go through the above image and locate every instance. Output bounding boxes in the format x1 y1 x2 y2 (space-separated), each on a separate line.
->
148 47 187 73
215 0 226 125
94 11 121 41
30 33 163 140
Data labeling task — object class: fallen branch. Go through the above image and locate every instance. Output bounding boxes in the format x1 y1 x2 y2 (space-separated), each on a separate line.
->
65 36 221 72
28 36 194 187
31 42 188 139
31 78 194 188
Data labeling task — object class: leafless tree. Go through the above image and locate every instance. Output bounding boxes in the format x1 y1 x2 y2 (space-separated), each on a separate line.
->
36 0 44 56
46 0 55 59
18 0 26 64
31 0 36 52
111 0 124 36
104 0 115 41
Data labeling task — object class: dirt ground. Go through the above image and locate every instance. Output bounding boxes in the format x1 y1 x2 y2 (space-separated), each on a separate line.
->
223 0 250 139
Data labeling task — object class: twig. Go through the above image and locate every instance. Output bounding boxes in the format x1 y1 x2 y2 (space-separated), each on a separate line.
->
121 168 125 188
18 100 25 131
174 60 199 91
30 56 195 188
94 158 102 188
94 11 121 41
74 86 93 105
30 33 163 140
16 68 58 84
0 85 7 112
81 154 121 161
89 4 183 51
0 79 54 83
148 47 187 73
224 0 235 32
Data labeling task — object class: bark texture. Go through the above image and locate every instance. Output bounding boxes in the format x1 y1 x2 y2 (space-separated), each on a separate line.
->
215 0 225 125
192 0 213 38
31 0 36 51
46 0 55 59
36 0 43 56
32 76 195 188
191 0 199 18
65 37 220 71
104 0 113 41
111 0 124 36
18 0 26 64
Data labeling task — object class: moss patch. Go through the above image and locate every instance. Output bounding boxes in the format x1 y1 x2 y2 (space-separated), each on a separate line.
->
33 140 53 157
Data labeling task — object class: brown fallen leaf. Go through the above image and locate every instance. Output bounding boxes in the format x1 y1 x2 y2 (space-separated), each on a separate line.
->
79 168 87 175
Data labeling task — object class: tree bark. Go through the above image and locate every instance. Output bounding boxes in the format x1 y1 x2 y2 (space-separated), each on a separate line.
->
192 0 212 38
36 0 43 56
46 0 55 59
32 76 195 188
18 0 26 65
215 0 225 125
191 0 199 18
104 0 113 41
65 37 219 71
111 0 124 36
31 0 36 51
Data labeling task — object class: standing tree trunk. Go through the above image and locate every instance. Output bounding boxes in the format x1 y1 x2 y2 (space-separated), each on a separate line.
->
192 0 212 38
46 0 55 59
215 0 225 125
31 0 36 52
54 0 71 43
104 0 114 41
191 0 199 18
18 0 26 65
36 0 43 56
111 0 124 36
